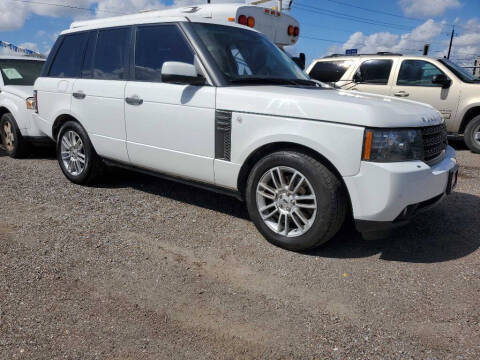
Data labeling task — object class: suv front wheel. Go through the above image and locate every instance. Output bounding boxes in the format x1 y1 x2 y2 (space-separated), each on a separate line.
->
57 121 102 184
464 115 480 154
246 151 347 251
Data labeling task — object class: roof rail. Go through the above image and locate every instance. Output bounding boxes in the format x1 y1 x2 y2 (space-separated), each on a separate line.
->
323 52 403 58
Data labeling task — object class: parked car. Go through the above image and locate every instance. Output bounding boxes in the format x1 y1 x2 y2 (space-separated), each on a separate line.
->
307 53 480 153
0 56 47 157
33 12 457 251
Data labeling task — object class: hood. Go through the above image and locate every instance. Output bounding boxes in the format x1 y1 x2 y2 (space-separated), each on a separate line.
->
216 86 443 128
2 85 34 100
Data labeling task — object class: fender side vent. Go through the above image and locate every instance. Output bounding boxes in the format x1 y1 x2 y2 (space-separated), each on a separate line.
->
215 110 232 161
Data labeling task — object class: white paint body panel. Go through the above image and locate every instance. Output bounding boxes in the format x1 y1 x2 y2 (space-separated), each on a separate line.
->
124 82 215 183
71 79 129 163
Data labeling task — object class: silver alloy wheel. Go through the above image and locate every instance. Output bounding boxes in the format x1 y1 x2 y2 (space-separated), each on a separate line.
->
256 166 317 237
3 121 15 152
60 130 86 176
474 124 480 146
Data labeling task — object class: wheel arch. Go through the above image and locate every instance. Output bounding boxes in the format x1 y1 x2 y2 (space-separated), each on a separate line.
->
459 105 480 134
236 142 353 215
52 114 80 141
0 106 13 120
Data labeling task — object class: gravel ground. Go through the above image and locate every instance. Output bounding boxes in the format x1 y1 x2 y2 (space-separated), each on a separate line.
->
0 142 479 360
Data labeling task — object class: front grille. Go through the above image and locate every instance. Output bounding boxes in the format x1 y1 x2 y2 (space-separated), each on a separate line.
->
422 123 448 164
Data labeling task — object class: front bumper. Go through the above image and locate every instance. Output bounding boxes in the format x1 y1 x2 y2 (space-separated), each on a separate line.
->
343 145 457 232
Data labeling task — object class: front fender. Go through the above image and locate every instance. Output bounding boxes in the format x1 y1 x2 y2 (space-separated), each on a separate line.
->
0 96 25 128
231 112 365 177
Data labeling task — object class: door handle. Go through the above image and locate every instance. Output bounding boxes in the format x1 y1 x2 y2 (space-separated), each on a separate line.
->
72 91 86 99
125 95 143 106
394 91 409 97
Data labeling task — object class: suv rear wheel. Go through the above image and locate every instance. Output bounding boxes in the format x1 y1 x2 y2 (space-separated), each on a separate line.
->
57 121 102 184
464 115 480 154
0 113 28 158
246 151 347 251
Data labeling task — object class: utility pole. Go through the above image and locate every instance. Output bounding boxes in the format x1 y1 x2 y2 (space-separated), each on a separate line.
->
447 26 455 59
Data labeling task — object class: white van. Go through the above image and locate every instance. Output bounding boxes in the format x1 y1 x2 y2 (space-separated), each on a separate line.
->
33 10 457 251
0 56 46 157
307 54 480 153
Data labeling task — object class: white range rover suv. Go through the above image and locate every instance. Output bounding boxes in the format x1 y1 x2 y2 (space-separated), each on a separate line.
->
33 12 458 251
0 55 46 157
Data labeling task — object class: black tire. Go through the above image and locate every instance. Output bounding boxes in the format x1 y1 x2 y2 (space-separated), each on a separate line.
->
464 115 480 154
245 151 347 252
56 121 102 185
0 113 29 158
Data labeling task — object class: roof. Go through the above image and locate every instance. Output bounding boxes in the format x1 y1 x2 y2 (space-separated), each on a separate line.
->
314 54 441 62
68 4 260 32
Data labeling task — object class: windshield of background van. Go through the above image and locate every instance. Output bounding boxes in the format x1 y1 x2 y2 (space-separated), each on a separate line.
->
191 23 308 82
0 59 44 86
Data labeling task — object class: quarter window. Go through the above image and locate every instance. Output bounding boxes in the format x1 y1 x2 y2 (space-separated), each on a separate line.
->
48 33 88 78
309 61 352 83
93 28 129 80
356 59 393 85
397 60 444 86
134 25 194 82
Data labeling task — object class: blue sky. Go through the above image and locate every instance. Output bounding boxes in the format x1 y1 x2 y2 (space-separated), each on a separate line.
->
1 0 480 66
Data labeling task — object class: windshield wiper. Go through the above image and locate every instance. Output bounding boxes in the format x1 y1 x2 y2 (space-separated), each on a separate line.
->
230 78 318 86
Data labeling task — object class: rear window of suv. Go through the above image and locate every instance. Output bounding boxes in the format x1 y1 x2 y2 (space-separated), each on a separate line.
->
309 61 351 83
0 59 44 86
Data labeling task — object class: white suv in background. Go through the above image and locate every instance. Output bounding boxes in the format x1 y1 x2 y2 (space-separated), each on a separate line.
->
33 11 457 251
0 56 46 157
307 54 480 153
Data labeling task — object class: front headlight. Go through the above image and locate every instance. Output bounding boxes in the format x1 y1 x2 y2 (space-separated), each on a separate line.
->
26 97 35 110
363 128 424 162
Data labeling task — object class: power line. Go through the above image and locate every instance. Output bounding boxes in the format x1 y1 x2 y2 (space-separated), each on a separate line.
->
293 3 414 31
7 0 127 15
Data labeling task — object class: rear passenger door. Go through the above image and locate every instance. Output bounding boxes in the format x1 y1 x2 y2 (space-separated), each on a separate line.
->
350 59 394 96
124 24 215 183
71 27 131 163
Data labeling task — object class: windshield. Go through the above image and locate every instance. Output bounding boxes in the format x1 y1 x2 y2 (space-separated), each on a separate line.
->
0 59 44 86
191 23 311 85
439 58 479 83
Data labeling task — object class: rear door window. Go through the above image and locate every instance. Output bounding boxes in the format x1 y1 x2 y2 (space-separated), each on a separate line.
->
356 59 393 85
48 32 88 78
309 61 351 83
93 27 130 80
134 24 194 82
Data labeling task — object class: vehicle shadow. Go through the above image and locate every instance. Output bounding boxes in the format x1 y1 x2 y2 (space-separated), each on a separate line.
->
99 167 479 263
449 139 469 151
310 191 480 263
98 167 250 220
0 144 56 159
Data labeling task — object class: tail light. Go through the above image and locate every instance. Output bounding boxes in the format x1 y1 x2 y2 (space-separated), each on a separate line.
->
34 90 38 113
238 15 247 26
294 27 300 37
288 25 294 36
238 15 255 28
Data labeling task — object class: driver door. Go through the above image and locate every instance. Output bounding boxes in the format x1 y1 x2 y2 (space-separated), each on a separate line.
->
391 59 461 126
124 23 215 183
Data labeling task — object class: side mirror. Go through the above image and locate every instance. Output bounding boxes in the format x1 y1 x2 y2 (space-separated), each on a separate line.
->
432 74 452 88
353 71 363 83
161 61 205 85
292 53 306 70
